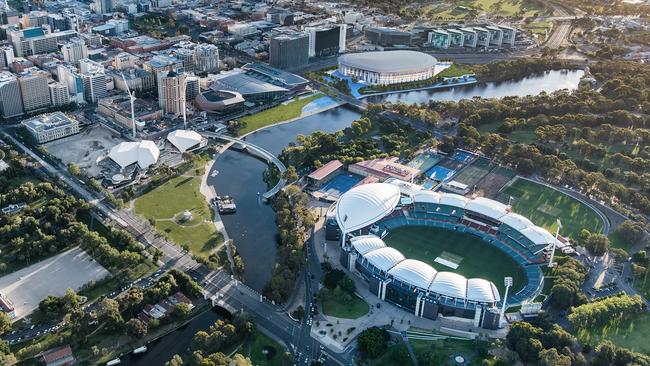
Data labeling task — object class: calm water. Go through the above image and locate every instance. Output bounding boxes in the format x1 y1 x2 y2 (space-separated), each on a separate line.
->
131 69 583 366
365 69 585 105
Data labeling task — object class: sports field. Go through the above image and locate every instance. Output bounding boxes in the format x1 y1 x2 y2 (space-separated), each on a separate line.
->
475 166 516 197
383 226 526 293
575 312 650 355
452 157 493 187
500 178 603 239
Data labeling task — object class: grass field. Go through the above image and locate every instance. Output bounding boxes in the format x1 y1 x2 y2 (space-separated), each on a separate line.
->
425 0 543 20
452 157 493 187
134 170 223 259
437 63 474 78
575 312 650 355
237 94 322 136
410 337 490 366
384 226 526 293
241 329 284 366
500 178 603 239
319 287 369 319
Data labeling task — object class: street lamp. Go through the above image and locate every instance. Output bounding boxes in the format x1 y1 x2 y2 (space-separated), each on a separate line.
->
500 276 513 326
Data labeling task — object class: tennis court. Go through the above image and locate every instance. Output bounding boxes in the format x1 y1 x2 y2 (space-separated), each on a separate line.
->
318 173 363 198
451 150 476 163
407 151 442 173
452 157 493 187
426 165 456 182
475 166 517 198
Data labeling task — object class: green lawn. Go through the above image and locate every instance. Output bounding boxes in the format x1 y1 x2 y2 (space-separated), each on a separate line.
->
426 0 543 20
384 226 526 293
134 174 222 259
319 287 369 319
410 337 491 366
237 94 322 136
438 64 474 78
500 178 604 239
241 330 284 366
575 312 650 355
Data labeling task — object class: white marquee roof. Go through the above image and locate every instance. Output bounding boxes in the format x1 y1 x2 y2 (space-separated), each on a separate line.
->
108 140 159 170
428 271 467 299
336 183 401 232
438 193 469 208
351 235 386 255
466 278 501 303
465 197 509 220
521 226 556 245
364 247 405 272
388 259 437 290
500 212 534 231
167 129 202 152
413 190 441 204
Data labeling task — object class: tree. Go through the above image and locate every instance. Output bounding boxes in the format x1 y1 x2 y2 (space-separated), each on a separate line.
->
164 354 184 366
99 298 124 332
172 302 191 320
282 166 298 182
67 163 81 176
0 313 11 335
126 318 148 338
584 233 610 256
616 220 646 246
539 348 572 366
357 327 390 359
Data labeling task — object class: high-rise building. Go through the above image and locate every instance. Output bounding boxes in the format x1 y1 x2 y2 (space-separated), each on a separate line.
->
94 0 113 14
185 75 199 101
57 64 84 102
114 52 138 70
8 27 77 57
364 27 412 47
269 33 309 70
49 82 70 106
306 24 346 58
61 38 88 64
159 70 186 116
0 71 23 118
79 58 107 103
0 9 20 26
193 44 220 73
173 48 195 73
0 46 14 69
19 68 50 113
47 14 69 31
20 10 48 28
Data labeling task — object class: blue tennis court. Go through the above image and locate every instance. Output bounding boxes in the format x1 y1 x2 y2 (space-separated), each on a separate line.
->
318 173 363 198
426 165 456 182
451 150 475 163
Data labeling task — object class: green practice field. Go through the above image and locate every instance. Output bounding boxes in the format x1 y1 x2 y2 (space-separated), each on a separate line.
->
500 178 603 239
575 312 650 355
384 226 526 293
237 94 322 136
452 157 493 187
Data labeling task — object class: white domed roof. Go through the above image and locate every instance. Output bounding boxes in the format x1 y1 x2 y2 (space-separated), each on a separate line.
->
465 197 509 220
351 235 386 255
364 247 405 272
108 140 159 170
439 193 469 208
388 259 437 290
500 212 534 231
336 183 401 232
521 226 556 245
413 190 441 204
167 129 202 152
429 271 467 299
466 278 500 303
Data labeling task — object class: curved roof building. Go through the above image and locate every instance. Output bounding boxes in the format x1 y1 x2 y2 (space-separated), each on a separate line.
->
167 129 203 152
108 140 159 170
338 51 438 85
194 89 245 113
335 183 401 232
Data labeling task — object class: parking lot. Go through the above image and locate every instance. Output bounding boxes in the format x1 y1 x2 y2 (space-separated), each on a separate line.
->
0 247 110 319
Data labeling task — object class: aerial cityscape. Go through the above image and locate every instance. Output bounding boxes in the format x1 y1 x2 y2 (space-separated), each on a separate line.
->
0 0 649 365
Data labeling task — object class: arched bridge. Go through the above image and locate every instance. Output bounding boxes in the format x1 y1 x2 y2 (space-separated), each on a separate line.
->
201 132 287 200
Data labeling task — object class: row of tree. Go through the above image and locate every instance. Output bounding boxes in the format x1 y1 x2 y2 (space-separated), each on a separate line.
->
568 293 645 329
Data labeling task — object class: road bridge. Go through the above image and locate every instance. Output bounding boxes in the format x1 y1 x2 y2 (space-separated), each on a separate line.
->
202 132 287 200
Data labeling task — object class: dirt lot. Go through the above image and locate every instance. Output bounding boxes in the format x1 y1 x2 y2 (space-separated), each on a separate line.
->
45 125 125 177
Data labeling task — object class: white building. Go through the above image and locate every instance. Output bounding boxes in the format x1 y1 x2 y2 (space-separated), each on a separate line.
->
159 70 186 116
194 43 220 73
338 51 438 85
107 140 159 170
228 23 258 37
306 24 347 58
57 64 85 103
166 129 203 152
61 38 88 64
18 68 50 113
0 71 23 118
80 58 107 103
22 112 80 143
48 82 70 106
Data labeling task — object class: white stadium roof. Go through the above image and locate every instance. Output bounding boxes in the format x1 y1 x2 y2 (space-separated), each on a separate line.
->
413 190 441 204
336 183 401 232
351 235 386 255
500 212 534 231
338 51 437 74
167 129 202 152
521 226 556 245
465 197 509 220
364 247 405 272
108 140 159 170
466 278 501 303
388 259 437 290
428 271 467 299
439 193 469 207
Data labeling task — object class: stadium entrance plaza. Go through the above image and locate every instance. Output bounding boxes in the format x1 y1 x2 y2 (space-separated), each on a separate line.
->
308 209 508 352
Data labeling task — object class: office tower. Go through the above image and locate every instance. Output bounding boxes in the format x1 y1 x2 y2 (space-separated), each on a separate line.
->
185 75 199 101
306 24 346 58
0 71 23 117
61 38 88 64
94 0 113 14
79 58 107 103
193 44 219 73
8 27 77 57
0 45 14 69
18 68 50 112
174 48 195 72
49 82 70 106
159 70 186 116
269 33 308 70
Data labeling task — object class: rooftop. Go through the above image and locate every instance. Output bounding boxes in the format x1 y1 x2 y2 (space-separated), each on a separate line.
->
338 51 437 74
22 112 77 132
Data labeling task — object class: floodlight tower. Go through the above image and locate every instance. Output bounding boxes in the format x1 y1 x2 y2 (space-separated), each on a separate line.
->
121 73 137 139
500 276 513 326
548 219 563 268
180 73 187 129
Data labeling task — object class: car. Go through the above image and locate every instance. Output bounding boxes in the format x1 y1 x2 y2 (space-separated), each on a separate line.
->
30 325 35 330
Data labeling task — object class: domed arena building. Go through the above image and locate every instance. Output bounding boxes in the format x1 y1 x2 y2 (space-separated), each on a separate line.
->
337 50 439 85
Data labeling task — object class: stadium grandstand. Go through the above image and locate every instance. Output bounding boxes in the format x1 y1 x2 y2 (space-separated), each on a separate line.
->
333 183 551 328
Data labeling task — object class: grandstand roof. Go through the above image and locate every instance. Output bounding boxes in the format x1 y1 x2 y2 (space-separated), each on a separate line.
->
388 259 437 290
108 140 159 170
364 247 405 272
412 190 441 204
500 212 534 231
167 129 202 152
465 197 509 220
466 278 500 303
438 193 469 208
351 235 386 255
336 183 401 232
521 226 556 245
428 272 467 299
338 51 436 74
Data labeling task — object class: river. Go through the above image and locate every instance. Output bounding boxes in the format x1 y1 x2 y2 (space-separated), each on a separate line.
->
129 69 583 366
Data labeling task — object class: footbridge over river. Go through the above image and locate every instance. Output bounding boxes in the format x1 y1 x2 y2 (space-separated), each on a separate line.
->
201 132 287 200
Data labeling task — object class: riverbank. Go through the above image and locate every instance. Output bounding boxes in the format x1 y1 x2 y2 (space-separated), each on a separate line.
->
358 76 477 99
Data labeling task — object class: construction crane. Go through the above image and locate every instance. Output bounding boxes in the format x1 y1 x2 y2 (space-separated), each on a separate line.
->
121 72 137 139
